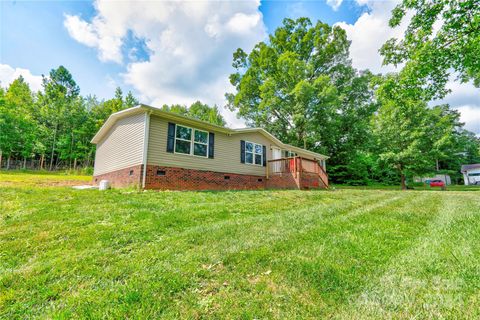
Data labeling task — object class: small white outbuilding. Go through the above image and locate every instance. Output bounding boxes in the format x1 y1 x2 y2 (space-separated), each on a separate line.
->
461 164 480 185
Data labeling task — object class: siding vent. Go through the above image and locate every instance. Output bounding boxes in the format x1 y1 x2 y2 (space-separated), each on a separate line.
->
157 170 166 176
258 178 263 182
224 175 230 180
129 170 134 176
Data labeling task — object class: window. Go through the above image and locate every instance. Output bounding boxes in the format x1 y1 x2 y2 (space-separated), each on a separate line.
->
468 173 480 177
245 141 263 165
174 124 209 157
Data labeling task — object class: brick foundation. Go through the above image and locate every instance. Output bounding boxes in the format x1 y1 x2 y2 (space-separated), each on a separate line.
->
93 165 143 188
266 172 300 189
145 165 266 191
93 165 327 191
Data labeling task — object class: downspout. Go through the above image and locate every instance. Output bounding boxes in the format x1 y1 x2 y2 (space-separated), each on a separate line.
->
141 111 151 189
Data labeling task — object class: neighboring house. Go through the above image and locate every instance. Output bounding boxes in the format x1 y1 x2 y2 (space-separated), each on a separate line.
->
91 105 329 190
414 174 451 185
461 164 480 185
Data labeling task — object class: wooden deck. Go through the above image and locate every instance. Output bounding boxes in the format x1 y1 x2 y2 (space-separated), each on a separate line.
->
266 157 328 189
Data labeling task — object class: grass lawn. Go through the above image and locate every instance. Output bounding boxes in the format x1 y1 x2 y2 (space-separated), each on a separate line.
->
1 171 479 318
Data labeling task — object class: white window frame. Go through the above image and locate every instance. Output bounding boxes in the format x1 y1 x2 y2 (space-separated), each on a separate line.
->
174 124 209 158
244 141 263 166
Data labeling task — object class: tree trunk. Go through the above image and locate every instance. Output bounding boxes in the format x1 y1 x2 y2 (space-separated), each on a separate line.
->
74 157 77 170
69 131 74 169
49 123 58 171
436 159 439 171
23 157 27 169
40 154 45 170
0 150 2 170
401 173 407 190
6 156 11 170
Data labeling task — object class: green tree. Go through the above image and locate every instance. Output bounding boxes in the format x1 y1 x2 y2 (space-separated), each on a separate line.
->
188 101 226 126
125 91 139 108
37 66 80 170
381 0 480 98
2 77 38 168
227 18 379 184
90 87 137 131
227 18 349 149
162 101 226 126
372 74 465 189
0 87 15 168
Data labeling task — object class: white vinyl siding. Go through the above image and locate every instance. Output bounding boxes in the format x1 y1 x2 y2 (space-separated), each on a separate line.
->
93 112 146 176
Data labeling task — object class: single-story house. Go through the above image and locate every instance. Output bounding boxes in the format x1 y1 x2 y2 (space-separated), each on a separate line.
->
461 164 480 185
91 104 329 190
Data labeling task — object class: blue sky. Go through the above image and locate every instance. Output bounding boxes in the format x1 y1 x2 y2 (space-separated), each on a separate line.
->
1 0 479 133
0 0 366 99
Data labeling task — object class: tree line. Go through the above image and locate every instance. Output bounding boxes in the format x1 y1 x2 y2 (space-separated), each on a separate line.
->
0 66 140 171
1 0 479 187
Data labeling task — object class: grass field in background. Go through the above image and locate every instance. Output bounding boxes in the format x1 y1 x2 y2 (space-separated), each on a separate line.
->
0 170 91 187
1 171 479 318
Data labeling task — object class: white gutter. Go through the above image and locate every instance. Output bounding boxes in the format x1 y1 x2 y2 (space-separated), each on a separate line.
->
141 111 151 189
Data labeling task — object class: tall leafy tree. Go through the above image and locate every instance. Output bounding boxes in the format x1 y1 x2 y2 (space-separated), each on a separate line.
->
37 66 80 170
162 101 226 126
227 18 379 184
0 87 14 167
1 77 38 168
125 91 139 108
227 18 349 149
188 101 226 126
372 74 464 189
381 0 480 98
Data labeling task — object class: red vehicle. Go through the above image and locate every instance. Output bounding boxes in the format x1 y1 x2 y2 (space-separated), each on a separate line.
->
429 179 445 187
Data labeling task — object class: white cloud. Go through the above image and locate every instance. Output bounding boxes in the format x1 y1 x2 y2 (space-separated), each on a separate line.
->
64 13 124 63
455 105 480 135
335 0 405 73
438 80 480 135
326 0 343 11
0 64 43 92
64 0 265 128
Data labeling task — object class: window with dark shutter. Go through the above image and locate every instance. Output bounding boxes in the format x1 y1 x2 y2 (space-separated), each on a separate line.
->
166 122 175 153
208 132 214 158
263 145 267 166
240 140 245 163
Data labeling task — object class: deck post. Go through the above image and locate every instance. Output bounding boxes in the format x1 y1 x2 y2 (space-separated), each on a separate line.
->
266 161 269 179
298 157 303 189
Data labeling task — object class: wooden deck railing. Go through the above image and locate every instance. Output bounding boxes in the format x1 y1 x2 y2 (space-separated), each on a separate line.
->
300 157 329 188
267 157 297 175
267 156 328 188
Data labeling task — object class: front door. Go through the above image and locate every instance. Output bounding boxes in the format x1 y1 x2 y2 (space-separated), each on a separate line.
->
272 147 282 173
